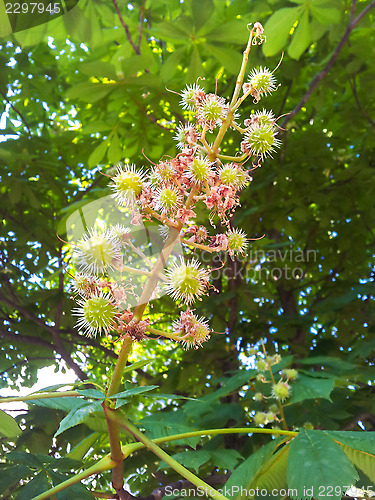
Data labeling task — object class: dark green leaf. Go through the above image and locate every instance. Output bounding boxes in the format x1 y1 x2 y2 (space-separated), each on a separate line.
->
287 430 358 499
224 439 283 498
15 471 49 500
286 374 334 405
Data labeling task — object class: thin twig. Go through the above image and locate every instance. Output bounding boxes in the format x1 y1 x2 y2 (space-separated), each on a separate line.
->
112 0 140 55
349 77 375 127
281 0 375 128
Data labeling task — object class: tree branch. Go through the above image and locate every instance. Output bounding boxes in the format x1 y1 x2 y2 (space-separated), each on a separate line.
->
112 0 141 55
349 76 375 127
281 0 375 128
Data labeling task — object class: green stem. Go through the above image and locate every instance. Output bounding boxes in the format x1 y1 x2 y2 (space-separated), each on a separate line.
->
209 28 255 158
106 337 133 398
230 28 255 107
31 427 297 500
106 410 231 500
0 390 80 404
132 226 182 322
260 340 289 431
146 326 183 341
217 152 249 162
31 455 116 500
103 404 126 495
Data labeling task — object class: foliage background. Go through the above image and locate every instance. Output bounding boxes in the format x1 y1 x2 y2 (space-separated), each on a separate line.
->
0 0 374 497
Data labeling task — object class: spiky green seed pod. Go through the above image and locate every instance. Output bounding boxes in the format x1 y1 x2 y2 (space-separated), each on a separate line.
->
74 228 121 276
248 67 277 97
165 257 209 304
244 124 281 158
283 368 298 380
156 186 182 211
253 412 266 426
227 229 248 257
272 382 291 401
187 156 213 184
74 293 117 337
111 164 145 206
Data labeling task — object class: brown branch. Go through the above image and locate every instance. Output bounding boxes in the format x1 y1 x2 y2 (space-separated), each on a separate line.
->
349 77 375 127
281 0 375 128
137 2 146 51
0 285 87 381
343 412 375 430
0 356 55 377
137 474 230 500
0 328 54 349
0 87 31 134
112 0 141 55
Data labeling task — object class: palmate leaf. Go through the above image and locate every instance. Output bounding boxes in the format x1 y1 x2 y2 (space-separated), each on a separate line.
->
326 431 375 483
339 444 375 483
287 429 358 500
286 374 334 405
256 443 290 492
225 438 284 499
15 470 49 500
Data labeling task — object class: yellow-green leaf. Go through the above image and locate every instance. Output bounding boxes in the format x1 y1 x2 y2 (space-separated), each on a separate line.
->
288 10 312 60
0 409 21 438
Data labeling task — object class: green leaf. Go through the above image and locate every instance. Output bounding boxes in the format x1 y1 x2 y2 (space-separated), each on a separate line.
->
55 401 103 437
82 120 112 134
287 430 358 499
186 45 202 84
298 356 358 372
77 389 105 400
7 451 43 468
88 140 109 168
190 0 214 32
79 61 117 80
66 432 100 461
202 21 249 44
159 450 211 473
202 369 256 402
286 374 334 405
288 10 312 60
263 7 303 57
255 444 289 492
338 443 375 483
107 131 122 164
204 44 243 75
49 470 95 499
225 439 283 499
140 413 200 448
66 82 115 103
210 449 243 471
310 3 341 25
15 471 49 500
0 409 21 437
29 397 83 412
0 465 31 494
109 385 159 400
122 359 153 374
153 21 190 42
160 48 185 82
326 431 375 455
